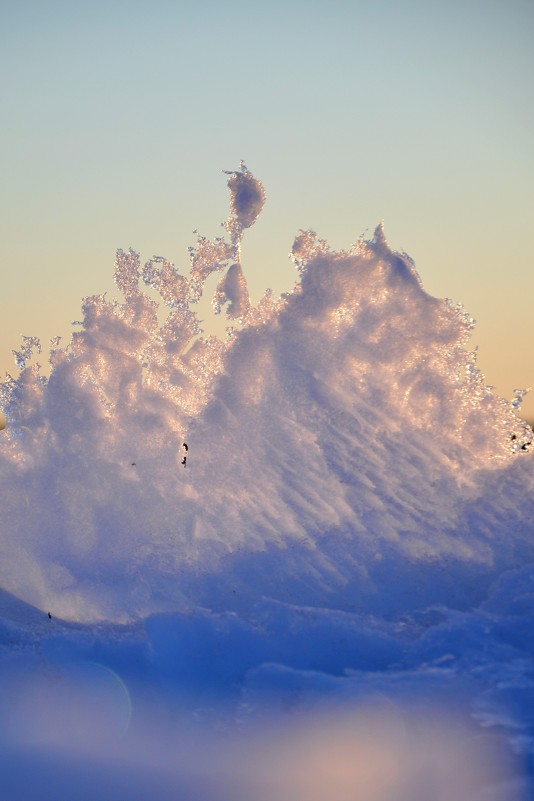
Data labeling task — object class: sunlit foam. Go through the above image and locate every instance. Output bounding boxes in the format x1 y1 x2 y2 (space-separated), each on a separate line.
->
0 164 531 621
0 165 532 797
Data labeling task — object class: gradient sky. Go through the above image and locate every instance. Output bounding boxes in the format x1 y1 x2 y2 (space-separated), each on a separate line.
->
1 0 533 416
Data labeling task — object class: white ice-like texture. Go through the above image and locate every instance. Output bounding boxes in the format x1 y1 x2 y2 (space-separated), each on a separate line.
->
212 262 251 319
0 166 533 799
224 160 266 234
0 165 531 618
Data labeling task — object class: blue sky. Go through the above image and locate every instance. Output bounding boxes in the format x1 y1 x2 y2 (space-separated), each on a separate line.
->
1 0 533 415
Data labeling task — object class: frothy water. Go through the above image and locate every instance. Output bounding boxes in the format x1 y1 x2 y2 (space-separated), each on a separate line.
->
0 165 533 799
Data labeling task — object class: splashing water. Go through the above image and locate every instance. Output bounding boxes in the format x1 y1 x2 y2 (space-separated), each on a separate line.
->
0 163 532 621
0 166 534 799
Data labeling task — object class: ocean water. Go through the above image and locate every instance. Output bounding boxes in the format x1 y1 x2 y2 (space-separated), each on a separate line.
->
0 165 533 800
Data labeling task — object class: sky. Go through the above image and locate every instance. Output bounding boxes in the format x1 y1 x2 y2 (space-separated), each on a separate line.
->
1 0 533 417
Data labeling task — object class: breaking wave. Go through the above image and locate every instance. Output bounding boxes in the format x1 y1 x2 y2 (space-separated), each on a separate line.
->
0 165 533 799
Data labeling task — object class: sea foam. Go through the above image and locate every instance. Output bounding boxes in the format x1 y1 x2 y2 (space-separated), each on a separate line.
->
0 166 533 799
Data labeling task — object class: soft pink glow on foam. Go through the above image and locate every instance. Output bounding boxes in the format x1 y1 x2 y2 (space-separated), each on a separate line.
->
236 702 522 801
2 679 522 801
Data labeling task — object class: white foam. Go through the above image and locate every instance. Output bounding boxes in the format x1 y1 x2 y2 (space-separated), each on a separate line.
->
0 166 532 798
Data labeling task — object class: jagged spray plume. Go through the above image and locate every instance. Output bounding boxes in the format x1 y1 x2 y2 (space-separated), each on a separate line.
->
0 164 532 623
0 164 533 801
